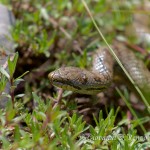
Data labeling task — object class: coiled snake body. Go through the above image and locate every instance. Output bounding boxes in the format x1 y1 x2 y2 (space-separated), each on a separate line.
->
49 44 150 101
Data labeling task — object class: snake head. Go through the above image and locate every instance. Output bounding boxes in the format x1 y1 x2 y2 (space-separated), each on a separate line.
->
48 67 110 95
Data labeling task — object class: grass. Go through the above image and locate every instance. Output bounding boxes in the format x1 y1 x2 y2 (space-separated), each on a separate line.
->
81 0 150 110
0 0 150 149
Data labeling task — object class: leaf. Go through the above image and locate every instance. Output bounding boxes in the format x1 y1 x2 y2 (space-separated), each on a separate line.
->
0 75 8 92
0 66 10 79
8 52 19 78
15 94 25 98
15 71 29 81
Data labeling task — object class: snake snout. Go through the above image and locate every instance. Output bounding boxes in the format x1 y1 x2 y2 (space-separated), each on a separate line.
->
48 70 60 84
48 68 68 89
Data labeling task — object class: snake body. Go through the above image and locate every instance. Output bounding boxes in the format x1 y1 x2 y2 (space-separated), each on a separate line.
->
48 44 150 100
0 4 15 108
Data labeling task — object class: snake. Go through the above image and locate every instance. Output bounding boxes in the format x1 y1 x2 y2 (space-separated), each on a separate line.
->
0 4 149 106
0 4 15 108
48 43 150 101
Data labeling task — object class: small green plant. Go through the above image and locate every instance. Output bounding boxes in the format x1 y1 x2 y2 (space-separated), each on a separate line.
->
0 52 28 107
0 0 150 149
